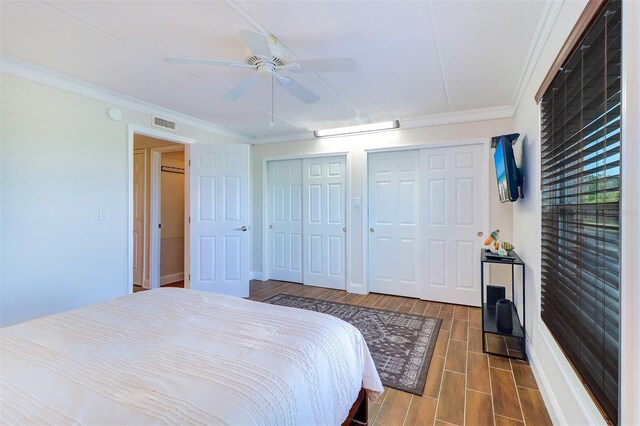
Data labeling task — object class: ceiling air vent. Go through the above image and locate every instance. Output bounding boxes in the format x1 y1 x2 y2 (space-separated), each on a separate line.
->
151 116 177 131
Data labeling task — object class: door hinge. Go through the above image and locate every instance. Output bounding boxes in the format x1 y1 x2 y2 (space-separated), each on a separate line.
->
189 217 191 224
188 274 191 281
158 223 161 229
189 159 191 167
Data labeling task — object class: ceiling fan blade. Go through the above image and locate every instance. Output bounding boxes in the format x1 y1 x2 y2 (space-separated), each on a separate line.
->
224 75 261 100
239 30 273 58
287 58 357 73
164 57 253 68
274 73 319 104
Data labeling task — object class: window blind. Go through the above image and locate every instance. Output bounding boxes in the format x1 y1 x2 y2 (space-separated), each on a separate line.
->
540 0 621 423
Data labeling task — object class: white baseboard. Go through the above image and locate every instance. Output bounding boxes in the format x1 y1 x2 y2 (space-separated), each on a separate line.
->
250 271 264 281
347 282 367 295
527 324 605 426
538 324 604 424
160 272 184 286
526 338 567 426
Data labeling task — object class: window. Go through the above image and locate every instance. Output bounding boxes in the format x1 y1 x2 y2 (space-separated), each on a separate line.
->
540 0 621 423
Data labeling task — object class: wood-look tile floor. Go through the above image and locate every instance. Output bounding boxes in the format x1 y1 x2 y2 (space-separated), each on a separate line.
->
249 280 552 426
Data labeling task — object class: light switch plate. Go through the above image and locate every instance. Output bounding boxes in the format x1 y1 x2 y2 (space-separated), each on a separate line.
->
353 197 361 208
99 208 109 221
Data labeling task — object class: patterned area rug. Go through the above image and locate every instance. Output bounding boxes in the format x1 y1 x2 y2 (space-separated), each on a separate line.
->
264 294 442 395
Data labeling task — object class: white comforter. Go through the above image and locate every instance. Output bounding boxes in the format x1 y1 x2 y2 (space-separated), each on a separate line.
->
0 288 383 425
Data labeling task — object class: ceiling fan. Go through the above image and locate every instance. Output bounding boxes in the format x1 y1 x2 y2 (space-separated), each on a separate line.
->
164 30 357 104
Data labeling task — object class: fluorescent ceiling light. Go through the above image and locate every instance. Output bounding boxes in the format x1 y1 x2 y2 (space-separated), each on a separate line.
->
314 120 399 138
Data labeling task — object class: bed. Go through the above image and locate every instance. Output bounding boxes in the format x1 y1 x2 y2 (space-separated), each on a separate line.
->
0 288 383 425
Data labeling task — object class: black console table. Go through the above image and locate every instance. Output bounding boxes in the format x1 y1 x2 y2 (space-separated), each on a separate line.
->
480 249 526 360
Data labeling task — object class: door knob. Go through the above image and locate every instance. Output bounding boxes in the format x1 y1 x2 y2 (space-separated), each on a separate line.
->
343 227 346 233
269 225 273 230
235 226 248 232
369 228 375 233
477 231 484 237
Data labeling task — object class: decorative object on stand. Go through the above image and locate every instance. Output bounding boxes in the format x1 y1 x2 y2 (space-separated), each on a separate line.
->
484 229 501 248
483 229 515 256
495 299 514 333
487 285 506 308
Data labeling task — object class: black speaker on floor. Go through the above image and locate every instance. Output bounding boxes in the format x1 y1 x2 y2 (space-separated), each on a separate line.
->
487 285 506 308
496 299 514 333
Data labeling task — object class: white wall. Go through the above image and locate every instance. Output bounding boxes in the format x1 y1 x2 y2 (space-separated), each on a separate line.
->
251 118 517 290
0 73 242 326
619 2 640 424
511 0 640 424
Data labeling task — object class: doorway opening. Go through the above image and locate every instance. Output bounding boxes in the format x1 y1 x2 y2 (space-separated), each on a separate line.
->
131 133 188 294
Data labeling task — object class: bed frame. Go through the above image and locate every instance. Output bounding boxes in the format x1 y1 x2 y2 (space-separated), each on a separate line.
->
341 388 368 425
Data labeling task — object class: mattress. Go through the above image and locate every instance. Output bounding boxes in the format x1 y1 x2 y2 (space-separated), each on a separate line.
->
0 288 383 425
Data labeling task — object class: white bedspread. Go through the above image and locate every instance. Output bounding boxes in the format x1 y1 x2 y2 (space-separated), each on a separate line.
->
0 288 383 425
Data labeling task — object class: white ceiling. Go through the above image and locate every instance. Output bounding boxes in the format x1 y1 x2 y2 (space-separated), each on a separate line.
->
0 1 548 142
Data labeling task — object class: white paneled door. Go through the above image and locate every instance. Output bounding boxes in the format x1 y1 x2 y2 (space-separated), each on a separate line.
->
268 159 303 283
133 150 146 287
190 144 250 297
368 150 420 298
302 156 346 290
421 144 485 306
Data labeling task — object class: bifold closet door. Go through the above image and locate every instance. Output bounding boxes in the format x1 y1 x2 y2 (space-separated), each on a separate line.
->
268 159 303 283
368 150 420 298
420 144 484 306
302 156 346 290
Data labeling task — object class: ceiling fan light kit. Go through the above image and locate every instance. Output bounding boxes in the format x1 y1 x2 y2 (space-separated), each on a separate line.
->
164 30 357 105
314 120 400 138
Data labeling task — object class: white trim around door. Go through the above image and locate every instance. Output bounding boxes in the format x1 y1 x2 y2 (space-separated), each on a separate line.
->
126 124 194 295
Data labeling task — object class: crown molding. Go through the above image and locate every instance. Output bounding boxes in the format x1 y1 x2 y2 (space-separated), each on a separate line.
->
511 0 565 112
401 105 514 129
0 54 253 143
252 105 515 144
253 132 315 145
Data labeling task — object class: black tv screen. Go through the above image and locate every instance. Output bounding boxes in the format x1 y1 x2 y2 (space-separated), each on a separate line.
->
494 137 520 202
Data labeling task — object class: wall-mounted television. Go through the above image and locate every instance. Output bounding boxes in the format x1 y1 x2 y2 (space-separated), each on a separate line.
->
493 134 523 203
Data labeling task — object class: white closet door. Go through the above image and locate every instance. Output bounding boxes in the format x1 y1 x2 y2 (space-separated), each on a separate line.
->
190 144 250 297
368 150 420 298
420 144 485 306
303 156 346 290
268 159 303 283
